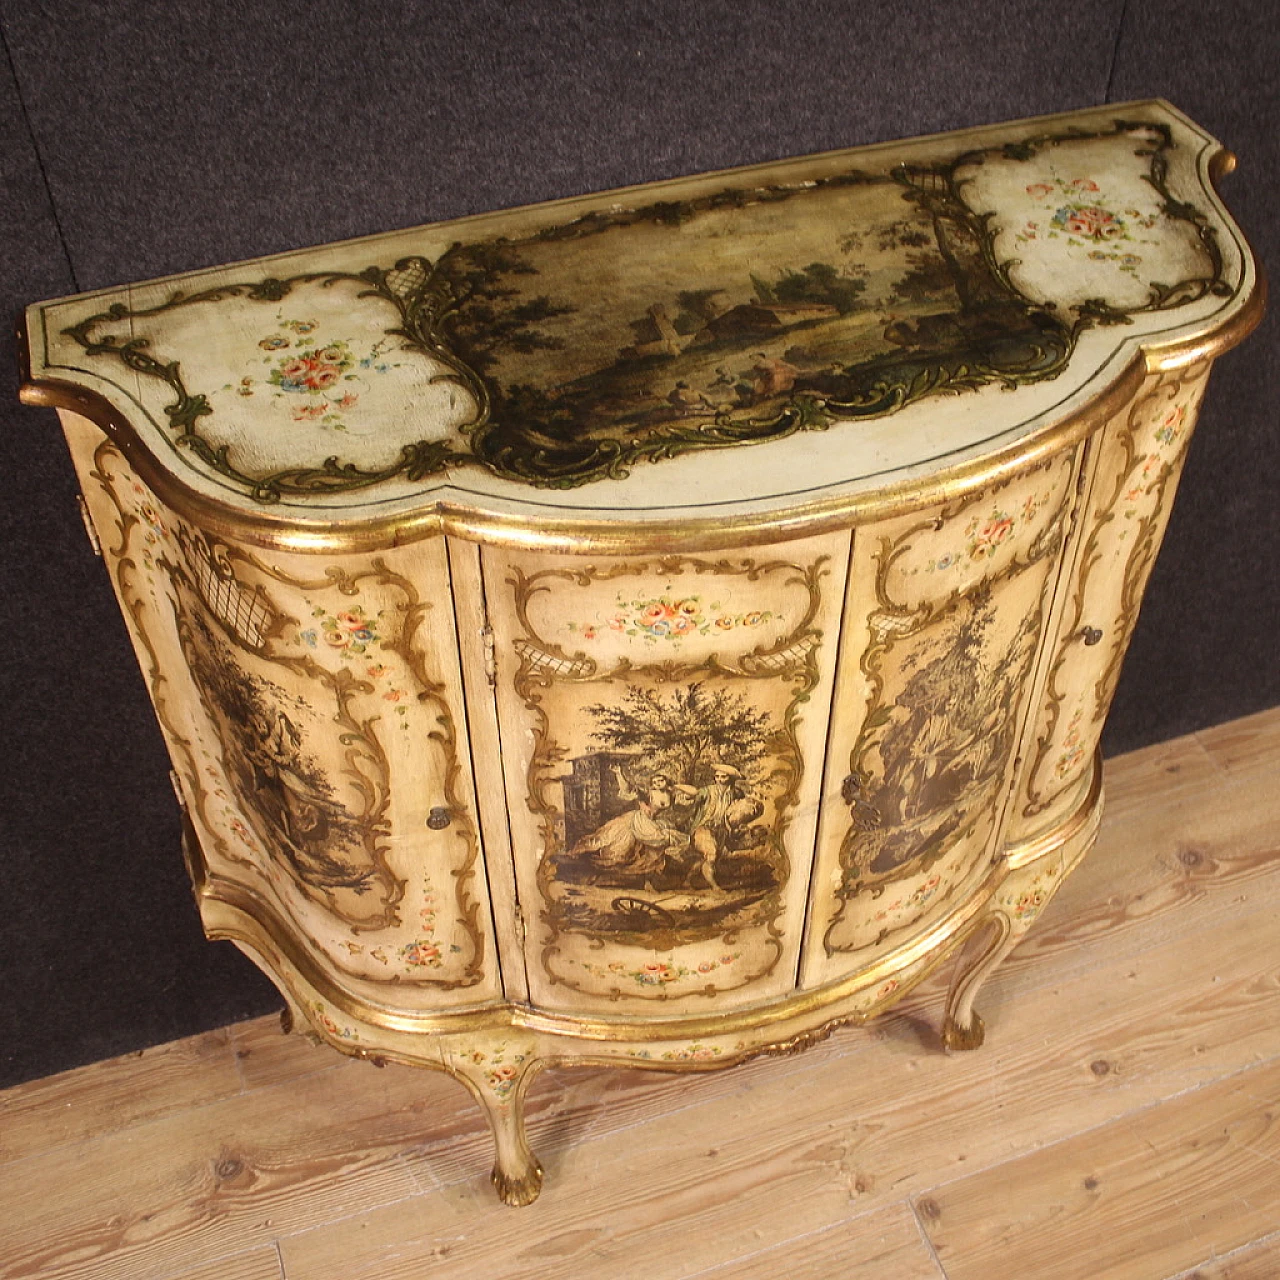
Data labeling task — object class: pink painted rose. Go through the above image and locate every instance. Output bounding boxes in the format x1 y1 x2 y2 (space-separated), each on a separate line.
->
402 940 441 967
981 516 1014 543
1053 205 1123 240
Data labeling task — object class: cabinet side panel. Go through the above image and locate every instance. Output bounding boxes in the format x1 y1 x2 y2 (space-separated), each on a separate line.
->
483 534 850 1015
1011 363 1213 842
803 448 1081 987
60 412 503 1015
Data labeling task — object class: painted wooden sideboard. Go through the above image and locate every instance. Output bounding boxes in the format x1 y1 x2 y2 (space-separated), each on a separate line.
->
20 100 1262 1205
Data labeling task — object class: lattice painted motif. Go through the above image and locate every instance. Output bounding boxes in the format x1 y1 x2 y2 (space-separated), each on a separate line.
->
49 122 1226 502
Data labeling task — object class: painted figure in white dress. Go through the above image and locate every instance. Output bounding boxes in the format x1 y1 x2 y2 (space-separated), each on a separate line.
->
571 766 688 881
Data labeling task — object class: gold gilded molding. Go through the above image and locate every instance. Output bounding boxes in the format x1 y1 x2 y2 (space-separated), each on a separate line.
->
191 747 1098 1048
824 456 1078 954
21 340 1145 557
87 439 253 876
507 554 831 1000
1021 364 1210 818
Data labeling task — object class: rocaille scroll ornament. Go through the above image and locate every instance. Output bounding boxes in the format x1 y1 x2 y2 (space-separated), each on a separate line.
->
21 102 1262 1205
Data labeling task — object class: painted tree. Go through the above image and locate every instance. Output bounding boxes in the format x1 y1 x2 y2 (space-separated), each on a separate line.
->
585 681 772 785
435 241 576 373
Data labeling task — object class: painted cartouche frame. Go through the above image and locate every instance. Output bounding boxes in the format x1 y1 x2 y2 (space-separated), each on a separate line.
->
21 101 1263 1205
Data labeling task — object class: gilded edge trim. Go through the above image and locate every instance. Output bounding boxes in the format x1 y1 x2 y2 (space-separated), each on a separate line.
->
17 139 1265 557
192 750 1102 1046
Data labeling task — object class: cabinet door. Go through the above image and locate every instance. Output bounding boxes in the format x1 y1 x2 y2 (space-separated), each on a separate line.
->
1011 365 1212 840
63 413 502 1013
803 449 1082 985
482 534 849 1014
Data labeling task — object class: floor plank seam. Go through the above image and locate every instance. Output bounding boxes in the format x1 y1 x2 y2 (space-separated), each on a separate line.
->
894 1046 1280 1207
909 1194 953 1278
1163 1223 1280 1279
268 1181 440 1252
676 1201 895 1279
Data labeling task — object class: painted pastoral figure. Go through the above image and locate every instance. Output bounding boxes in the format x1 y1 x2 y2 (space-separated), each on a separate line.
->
673 763 764 889
570 765 688 885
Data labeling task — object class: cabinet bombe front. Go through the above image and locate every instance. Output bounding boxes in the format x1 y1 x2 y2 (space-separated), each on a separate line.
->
21 100 1262 1204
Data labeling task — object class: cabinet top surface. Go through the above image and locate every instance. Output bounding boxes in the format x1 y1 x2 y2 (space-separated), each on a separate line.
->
22 100 1261 549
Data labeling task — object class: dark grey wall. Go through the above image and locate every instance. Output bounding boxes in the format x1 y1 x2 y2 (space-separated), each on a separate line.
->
2 0 1275 1088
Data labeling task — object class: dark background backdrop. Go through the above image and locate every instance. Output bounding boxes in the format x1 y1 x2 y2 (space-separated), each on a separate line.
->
1 1 1275 1089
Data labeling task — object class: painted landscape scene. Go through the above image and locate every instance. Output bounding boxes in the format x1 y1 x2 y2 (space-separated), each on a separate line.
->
540 680 790 944
434 167 1074 481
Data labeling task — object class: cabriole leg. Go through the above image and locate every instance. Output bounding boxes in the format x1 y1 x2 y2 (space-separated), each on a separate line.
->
448 1037 544 1207
943 850 1070 1050
942 913 1015 1050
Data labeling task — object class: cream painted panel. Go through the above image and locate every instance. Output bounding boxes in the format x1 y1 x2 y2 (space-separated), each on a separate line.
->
60 411 502 1013
1011 364 1213 842
803 448 1082 986
483 535 850 1014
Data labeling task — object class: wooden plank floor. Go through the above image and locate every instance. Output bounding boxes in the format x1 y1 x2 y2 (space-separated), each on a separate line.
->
2 707 1278 1280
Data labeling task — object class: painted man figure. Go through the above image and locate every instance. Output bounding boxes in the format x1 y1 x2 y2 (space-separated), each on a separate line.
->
674 763 745 891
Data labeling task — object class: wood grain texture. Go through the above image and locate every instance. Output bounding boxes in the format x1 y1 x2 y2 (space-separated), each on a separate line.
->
1169 1231 1280 1280
162 1248 284 1280
0 1059 437 1279
227 1015 338 1093
693 1203 945 1279
1196 706 1280 782
997 728 1280 987
916 1056 1280 1280
0 1028 241 1164
278 877 1280 1278
1 707 1277 1280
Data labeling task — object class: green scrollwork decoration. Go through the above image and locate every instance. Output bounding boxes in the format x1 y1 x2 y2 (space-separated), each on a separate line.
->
60 121 1228 503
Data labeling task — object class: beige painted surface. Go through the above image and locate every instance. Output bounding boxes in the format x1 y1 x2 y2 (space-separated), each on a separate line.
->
1 708 1277 1278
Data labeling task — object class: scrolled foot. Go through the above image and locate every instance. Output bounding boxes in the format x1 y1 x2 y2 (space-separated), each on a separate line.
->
942 1010 986 1052
447 1034 545 1205
492 1156 544 1207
